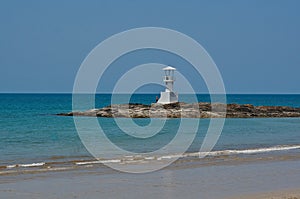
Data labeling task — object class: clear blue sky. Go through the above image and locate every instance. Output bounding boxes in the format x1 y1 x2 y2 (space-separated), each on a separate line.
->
1 0 300 93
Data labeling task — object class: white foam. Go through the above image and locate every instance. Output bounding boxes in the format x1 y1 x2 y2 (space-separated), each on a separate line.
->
76 145 300 165
19 162 45 167
188 145 300 158
155 145 300 161
75 159 121 165
221 145 300 155
4 145 299 171
157 154 183 160
144 157 155 160
6 164 17 169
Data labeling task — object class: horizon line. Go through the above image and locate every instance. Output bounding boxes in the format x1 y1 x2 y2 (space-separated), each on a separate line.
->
1 92 300 95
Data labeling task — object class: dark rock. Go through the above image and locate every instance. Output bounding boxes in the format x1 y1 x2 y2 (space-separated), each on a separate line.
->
56 102 300 118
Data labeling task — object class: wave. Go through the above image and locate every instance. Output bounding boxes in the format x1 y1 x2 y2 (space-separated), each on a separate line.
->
145 145 300 161
185 144 300 158
6 162 46 169
76 159 121 165
1 144 300 175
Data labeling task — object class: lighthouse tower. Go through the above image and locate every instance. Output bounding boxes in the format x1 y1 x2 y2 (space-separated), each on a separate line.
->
157 66 178 104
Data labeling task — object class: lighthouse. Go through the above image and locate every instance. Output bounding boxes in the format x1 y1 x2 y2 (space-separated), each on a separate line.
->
157 66 178 104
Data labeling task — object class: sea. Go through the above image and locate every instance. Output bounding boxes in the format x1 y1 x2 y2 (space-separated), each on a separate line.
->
1 94 300 174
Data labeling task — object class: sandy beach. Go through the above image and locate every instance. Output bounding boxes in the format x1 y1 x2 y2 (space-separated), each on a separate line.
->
229 189 300 199
1 158 299 199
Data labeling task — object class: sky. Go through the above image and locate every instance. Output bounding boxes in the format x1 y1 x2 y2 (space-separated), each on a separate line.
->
0 0 300 94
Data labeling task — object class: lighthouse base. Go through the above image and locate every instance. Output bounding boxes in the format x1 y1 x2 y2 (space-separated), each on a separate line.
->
157 91 178 104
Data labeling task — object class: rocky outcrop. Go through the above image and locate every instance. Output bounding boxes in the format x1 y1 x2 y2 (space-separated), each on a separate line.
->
56 102 300 118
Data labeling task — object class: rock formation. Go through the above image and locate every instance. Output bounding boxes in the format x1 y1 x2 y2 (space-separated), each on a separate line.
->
57 102 300 118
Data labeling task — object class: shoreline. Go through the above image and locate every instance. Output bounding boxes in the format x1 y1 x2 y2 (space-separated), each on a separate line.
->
1 144 300 177
1 159 299 199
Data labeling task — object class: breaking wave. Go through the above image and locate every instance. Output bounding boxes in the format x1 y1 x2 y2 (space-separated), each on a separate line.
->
1 144 300 175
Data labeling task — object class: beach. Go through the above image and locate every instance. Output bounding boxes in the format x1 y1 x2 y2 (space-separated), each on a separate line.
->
1 158 299 199
230 189 300 199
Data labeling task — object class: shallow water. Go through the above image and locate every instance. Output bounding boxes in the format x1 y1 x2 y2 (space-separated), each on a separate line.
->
0 94 300 173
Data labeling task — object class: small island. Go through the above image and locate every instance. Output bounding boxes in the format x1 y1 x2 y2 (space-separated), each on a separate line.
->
57 102 300 118
59 67 300 118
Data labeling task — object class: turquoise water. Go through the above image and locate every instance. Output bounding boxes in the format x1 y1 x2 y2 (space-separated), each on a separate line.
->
0 94 300 167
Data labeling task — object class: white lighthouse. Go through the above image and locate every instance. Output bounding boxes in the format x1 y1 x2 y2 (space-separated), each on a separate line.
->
157 66 178 104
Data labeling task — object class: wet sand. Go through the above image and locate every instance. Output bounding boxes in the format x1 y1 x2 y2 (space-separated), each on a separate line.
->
0 159 299 199
229 188 300 199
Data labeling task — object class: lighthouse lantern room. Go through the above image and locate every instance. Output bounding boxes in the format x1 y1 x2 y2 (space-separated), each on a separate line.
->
157 66 178 104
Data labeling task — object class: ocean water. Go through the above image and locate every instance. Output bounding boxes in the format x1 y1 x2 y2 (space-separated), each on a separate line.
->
0 94 300 172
